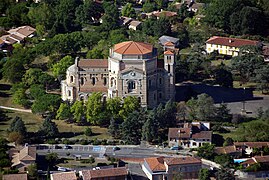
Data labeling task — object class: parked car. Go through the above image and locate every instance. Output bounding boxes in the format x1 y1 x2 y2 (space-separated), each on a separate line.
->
58 167 67 172
113 146 120 151
54 145 61 149
170 146 181 150
63 145 72 149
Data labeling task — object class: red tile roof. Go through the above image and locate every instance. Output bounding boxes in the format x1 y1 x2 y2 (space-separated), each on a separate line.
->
81 167 128 179
3 174 28 180
215 145 239 154
113 41 153 55
241 156 269 166
51 172 77 180
153 11 177 17
164 42 174 46
144 157 166 172
164 157 201 165
192 131 212 139
164 50 174 55
234 142 269 148
206 36 259 48
78 59 108 68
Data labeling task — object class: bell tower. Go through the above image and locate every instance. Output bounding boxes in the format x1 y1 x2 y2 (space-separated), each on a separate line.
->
164 50 175 101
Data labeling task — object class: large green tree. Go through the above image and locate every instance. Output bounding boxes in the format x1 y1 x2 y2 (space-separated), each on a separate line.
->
56 102 71 120
121 3 136 18
71 101 85 123
119 96 140 120
39 116 59 138
9 116 27 137
51 55 74 81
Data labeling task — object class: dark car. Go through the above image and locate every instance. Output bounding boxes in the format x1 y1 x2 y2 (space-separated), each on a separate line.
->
63 145 72 149
113 146 120 151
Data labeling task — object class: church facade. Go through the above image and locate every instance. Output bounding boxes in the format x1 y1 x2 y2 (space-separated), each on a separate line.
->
61 41 175 108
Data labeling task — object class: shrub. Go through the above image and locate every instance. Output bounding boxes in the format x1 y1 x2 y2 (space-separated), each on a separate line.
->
84 127 93 136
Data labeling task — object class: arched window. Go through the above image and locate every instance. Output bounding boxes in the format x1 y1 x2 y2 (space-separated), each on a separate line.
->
159 78 162 85
110 78 114 87
70 76 74 83
138 97 141 104
92 77 95 85
168 65 170 73
68 90 71 97
128 81 136 92
80 77 84 85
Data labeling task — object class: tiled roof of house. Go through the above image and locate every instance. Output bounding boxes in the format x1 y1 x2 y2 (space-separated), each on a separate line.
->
78 59 108 68
241 155 269 166
164 50 174 55
215 145 238 155
51 172 77 180
153 11 177 17
129 20 142 27
168 127 192 139
8 26 36 37
206 36 259 47
192 131 212 139
1 35 17 44
144 157 166 172
164 157 201 165
113 41 153 55
11 146 36 167
3 174 28 180
234 142 269 148
164 41 175 46
81 167 128 179
159 35 179 46
10 34 24 41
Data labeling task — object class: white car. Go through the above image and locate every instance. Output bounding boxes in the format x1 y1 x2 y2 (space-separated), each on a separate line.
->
58 167 67 172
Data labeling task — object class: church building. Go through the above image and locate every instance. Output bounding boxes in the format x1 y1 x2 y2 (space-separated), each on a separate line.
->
61 41 175 108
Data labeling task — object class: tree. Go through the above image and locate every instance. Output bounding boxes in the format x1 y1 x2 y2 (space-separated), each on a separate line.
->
214 154 233 167
106 97 122 119
56 103 71 120
121 3 136 18
197 143 215 160
255 65 269 93
121 110 145 144
86 92 107 125
71 101 85 123
29 84 46 100
46 153 58 167
8 132 24 145
51 55 74 81
142 0 155 13
100 2 119 32
39 116 59 138
162 100 177 128
215 103 232 122
214 64 233 88
84 127 93 136
216 168 235 180
5 2 29 27
2 57 25 83
31 94 61 114
199 168 210 180
108 117 120 138
119 96 140 120
12 88 30 108
23 68 43 87
142 109 159 143
223 137 234 147
9 116 27 136
28 163 38 179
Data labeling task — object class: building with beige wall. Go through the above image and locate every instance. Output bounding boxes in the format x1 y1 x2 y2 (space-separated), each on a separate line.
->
61 41 175 108
206 36 260 57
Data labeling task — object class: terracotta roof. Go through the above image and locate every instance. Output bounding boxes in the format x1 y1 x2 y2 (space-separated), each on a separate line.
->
215 145 238 154
192 131 212 139
3 174 28 180
80 87 108 93
19 146 36 161
10 34 24 41
241 156 269 166
113 41 153 55
144 157 166 172
51 172 77 180
164 157 201 165
78 59 108 68
234 142 269 148
206 36 259 48
164 42 174 46
16 26 36 37
164 50 174 55
81 167 128 179
153 11 177 17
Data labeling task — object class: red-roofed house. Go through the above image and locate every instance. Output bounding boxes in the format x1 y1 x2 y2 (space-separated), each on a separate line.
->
79 167 128 180
142 156 201 180
50 172 77 180
206 36 260 56
241 155 269 168
168 122 212 148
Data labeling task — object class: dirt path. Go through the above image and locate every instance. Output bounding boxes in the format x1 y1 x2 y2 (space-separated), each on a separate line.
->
0 106 32 113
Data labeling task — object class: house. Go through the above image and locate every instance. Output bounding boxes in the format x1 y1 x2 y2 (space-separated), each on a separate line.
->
79 167 128 180
241 155 269 168
206 36 260 57
120 16 133 26
61 41 176 108
50 172 77 180
142 156 202 180
174 0 205 13
2 174 28 180
234 142 269 155
215 145 242 157
152 10 177 19
8 26 36 39
168 122 212 148
10 146 36 172
159 35 180 48
128 20 142 31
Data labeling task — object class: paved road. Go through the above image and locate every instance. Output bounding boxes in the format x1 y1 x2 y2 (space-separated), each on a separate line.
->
36 144 191 159
0 105 32 113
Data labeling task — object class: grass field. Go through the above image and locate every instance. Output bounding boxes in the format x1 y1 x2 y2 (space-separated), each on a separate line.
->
0 80 110 140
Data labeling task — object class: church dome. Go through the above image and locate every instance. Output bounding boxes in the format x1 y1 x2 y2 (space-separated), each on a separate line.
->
113 41 153 55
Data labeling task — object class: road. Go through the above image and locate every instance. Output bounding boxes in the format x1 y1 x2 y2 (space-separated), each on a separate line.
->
0 105 32 113
36 144 191 159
